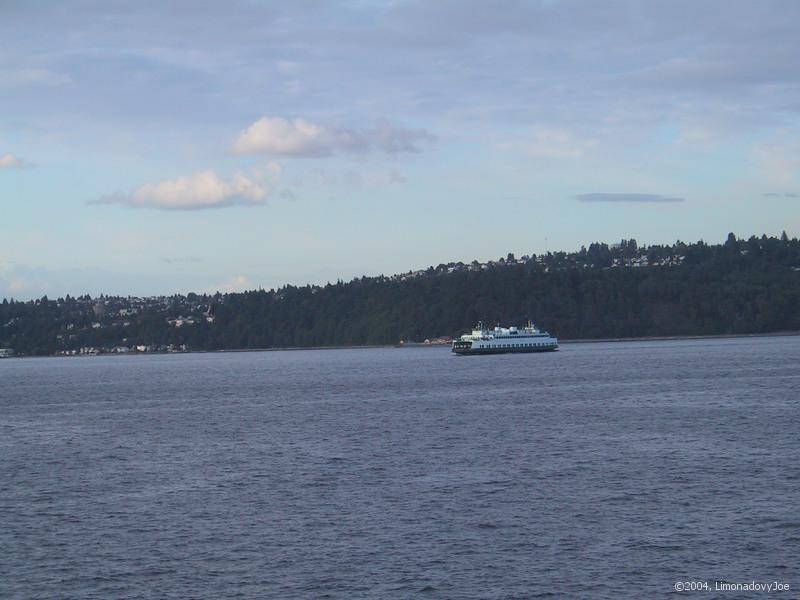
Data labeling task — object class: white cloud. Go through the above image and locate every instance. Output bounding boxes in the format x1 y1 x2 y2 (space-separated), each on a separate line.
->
233 117 328 155
0 153 23 169
0 262 54 298
0 262 162 300
94 170 269 210
209 275 254 294
232 116 433 157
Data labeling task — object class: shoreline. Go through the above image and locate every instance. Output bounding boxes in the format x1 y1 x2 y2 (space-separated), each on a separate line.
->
3 330 800 359
558 330 800 344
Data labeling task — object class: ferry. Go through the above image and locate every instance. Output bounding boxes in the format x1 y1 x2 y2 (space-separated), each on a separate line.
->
452 321 558 355
0 348 14 358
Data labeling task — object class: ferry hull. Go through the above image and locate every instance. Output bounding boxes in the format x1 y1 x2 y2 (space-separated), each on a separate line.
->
452 345 558 355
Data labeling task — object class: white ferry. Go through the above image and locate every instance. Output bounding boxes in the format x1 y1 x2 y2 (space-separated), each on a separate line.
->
452 321 558 355
0 348 14 358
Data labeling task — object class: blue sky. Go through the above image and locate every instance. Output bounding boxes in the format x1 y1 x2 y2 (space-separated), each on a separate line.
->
1 0 799 299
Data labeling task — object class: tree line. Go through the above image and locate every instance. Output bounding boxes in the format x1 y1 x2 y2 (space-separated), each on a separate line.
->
2 233 799 355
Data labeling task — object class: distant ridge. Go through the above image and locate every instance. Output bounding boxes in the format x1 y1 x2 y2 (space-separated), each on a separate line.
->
2 232 799 356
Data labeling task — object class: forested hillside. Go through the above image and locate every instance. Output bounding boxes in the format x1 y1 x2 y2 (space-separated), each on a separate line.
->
2 233 799 355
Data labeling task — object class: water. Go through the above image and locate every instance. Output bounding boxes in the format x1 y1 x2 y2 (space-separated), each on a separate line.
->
2 337 799 599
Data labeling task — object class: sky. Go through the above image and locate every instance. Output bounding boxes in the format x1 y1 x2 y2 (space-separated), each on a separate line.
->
1 0 799 299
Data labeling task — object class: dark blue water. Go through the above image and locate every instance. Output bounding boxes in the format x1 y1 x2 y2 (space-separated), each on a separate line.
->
2 337 799 599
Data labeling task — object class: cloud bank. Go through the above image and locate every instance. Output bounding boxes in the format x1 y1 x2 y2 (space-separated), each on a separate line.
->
232 116 433 157
0 154 23 169
209 275 255 294
94 170 269 210
576 193 685 204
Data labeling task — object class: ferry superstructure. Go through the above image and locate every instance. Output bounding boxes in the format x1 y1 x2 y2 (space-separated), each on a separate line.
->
452 321 558 355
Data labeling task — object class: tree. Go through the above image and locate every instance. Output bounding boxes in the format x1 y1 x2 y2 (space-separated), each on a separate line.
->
2 233 799 354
